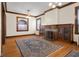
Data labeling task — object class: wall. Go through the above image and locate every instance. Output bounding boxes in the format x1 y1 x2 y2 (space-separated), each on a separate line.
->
40 3 79 42
59 4 75 24
6 8 58 37
6 13 36 36
6 3 79 42
0 2 1 56
41 8 58 25
58 3 79 42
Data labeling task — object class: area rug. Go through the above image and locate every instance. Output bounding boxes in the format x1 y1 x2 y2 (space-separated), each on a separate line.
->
16 38 63 57
65 50 79 57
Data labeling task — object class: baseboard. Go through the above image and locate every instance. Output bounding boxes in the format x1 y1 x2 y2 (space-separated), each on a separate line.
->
6 34 35 38
71 41 77 45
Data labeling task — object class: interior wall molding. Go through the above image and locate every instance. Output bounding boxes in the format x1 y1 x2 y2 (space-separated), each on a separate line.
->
6 34 35 38
58 2 76 9
42 24 74 26
6 10 35 17
5 2 76 18
35 2 76 17
6 11 36 17
5 2 7 12
5 2 36 18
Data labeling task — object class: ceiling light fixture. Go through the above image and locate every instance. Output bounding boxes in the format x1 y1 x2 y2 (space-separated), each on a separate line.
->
52 4 56 8
52 5 56 8
49 2 62 8
49 3 53 7
26 10 31 18
58 2 62 6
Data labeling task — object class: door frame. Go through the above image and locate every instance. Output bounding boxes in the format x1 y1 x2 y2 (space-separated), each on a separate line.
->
1 2 6 56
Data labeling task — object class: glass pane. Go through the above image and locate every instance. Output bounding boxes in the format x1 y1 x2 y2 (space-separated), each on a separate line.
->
17 17 28 31
18 25 27 30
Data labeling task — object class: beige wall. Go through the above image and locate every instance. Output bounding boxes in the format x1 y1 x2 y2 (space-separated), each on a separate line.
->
41 8 58 25
6 13 36 36
58 3 79 42
0 2 1 56
6 3 79 43
59 4 75 24
40 3 79 42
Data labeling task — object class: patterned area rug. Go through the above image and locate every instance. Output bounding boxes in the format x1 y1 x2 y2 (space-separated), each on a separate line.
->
16 38 63 57
65 50 79 57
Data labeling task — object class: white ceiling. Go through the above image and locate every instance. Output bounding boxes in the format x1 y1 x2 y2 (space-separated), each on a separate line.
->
7 2 69 16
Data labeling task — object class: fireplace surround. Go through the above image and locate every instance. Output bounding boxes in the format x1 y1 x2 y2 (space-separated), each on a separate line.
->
41 24 73 42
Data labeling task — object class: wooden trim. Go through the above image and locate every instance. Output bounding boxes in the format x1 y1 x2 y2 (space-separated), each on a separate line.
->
36 18 41 31
16 16 29 32
6 10 36 17
6 34 35 38
42 24 74 26
4 2 7 12
75 6 79 34
35 8 56 17
1 2 6 56
44 8 56 13
36 2 76 17
1 2 6 45
6 10 28 16
42 24 74 42
35 13 45 18
6 2 36 17
58 2 76 9
6 2 76 18
35 8 57 17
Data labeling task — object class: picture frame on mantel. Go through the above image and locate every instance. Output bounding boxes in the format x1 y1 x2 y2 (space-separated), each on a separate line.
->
16 16 29 32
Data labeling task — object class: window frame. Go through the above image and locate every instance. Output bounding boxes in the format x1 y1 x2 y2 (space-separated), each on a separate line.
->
75 6 79 34
36 18 41 31
16 16 29 32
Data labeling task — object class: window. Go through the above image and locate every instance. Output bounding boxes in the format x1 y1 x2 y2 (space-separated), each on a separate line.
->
36 18 41 31
16 17 29 31
75 6 79 34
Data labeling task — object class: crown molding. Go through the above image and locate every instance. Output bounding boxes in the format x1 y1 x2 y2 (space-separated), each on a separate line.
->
5 2 36 18
58 2 76 9
5 2 76 18
6 10 36 17
35 2 76 18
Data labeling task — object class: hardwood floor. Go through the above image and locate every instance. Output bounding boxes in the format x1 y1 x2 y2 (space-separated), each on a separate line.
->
2 35 79 57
